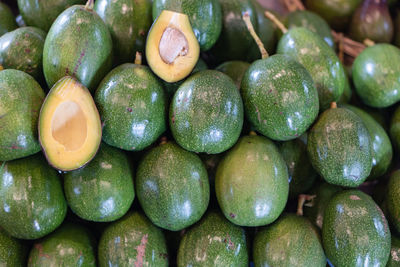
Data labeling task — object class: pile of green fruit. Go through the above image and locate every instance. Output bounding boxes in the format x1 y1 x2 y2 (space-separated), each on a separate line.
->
1 0 400 266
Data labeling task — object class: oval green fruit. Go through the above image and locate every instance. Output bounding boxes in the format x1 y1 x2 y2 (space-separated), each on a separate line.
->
386 170 400 233
0 154 67 239
277 27 346 110
98 212 168 267
352 44 400 108
177 211 248 266
0 69 45 161
253 214 326 267
136 142 209 231
307 107 372 187
241 54 319 141
64 143 135 222
95 0 152 64
322 190 391 267
0 228 26 267
216 134 289 226
95 63 166 151
390 105 400 151
43 4 112 92
0 2 18 37
170 70 243 154
153 0 222 51
387 235 400 267
28 223 96 267
0 27 46 80
215 60 250 89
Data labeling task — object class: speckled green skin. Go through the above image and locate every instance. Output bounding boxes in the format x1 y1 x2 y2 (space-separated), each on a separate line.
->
98 212 168 267
387 170 400 233
323 190 391 267
64 143 134 222
304 182 343 229
17 0 85 32
277 28 346 110
170 70 243 154
387 235 400 267
136 142 209 231
28 223 96 266
286 10 334 49
253 214 326 267
279 139 317 198
307 107 372 187
215 61 250 89
305 0 362 31
0 3 17 37
338 77 352 104
153 0 222 51
43 5 113 92
391 105 400 150
0 27 46 80
177 211 248 266
342 104 392 180
0 154 67 239
95 0 152 64
211 0 258 62
241 55 319 141
0 69 44 161
215 135 289 226
352 44 400 108
349 0 393 43
95 63 166 151
0 228 26 266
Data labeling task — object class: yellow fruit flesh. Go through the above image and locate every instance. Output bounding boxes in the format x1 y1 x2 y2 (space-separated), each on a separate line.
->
39 76 101 171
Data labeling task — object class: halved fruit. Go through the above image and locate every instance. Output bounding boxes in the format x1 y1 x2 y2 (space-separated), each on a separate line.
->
146 10 200 83
39 76 102 171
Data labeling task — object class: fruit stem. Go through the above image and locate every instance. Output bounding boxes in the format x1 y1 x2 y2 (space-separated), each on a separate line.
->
337 32 344 63
0 65 3 71
264 11 287 34
134 52 142 65
363 38 375 47
330 102 337 109
160 136 168 145
242 12 268 59
283 0 305 12
249 131 257 136
297 194 316 216
84 0 94 11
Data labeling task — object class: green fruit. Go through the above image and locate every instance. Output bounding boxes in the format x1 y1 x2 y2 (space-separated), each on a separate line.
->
211 0 258 62
286 10 334 48
0 154 67 239
28 223 96 266
304 182 343 229
322 190 391 267
0 27 46 80
277 27 346 110
215 61 250 89
305 0 362 31
215 134 289 226
387 170 400 233
279 139 317 198
0 69 45 161
153 0 222 51
17 0 85 32
307 106 372 187
98 212 168 267
43 4 112 92
95 63 166 151
170 70 243 154
253 214 326 267
95 0 152 64
0 3 17 37
342 104 392 180
0 228 26 266
64 143 135 222
387 235 400 267
352 44 400 108
241 54 319 141
338 77 352 104
390 105 400 150
177 211 248 266
136 142 209 231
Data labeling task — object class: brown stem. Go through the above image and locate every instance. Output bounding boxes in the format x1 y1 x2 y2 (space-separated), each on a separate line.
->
363 38 375 47
249 131 257 136
330 102 337 109
332 30 366 58
284 0 305 12
338 33 344 63
160 136 168 145
297 194 316 216
265 11 288 34
0 65 3 71
243 12 268 59
84 0 94 11
134 52 142 65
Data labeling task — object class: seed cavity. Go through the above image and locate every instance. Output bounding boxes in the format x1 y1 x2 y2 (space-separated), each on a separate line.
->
159 27 189 64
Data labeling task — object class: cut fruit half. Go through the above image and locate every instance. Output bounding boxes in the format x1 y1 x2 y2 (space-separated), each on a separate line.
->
146 10 200 83
39 76 102 171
